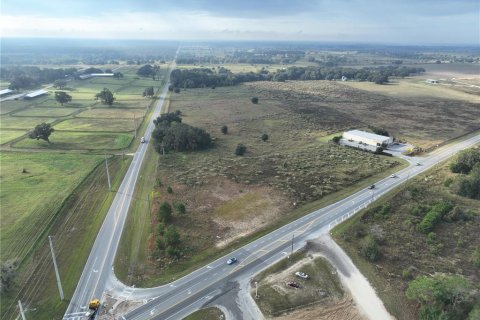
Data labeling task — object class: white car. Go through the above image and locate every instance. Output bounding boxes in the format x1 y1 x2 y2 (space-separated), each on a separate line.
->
140 137 146 143
295 271 309 279
390 174 396 178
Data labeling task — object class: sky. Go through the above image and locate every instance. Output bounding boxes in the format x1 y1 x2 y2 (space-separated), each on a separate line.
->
1 0 479 45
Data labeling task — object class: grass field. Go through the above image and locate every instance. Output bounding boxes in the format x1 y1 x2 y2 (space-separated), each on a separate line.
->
0 152 104 262
0 100 32 115
0 130 27 144
0 116 57 129
183 307 224 320
332 157 480 320
12 131 133 150
76 107 145 119
12 107 80 117
53 117 139 132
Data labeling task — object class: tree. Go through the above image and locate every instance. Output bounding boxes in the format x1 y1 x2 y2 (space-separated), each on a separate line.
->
28 123 54 143
113 72 123 79
0 259 19 293
53 79 67 89
143 87 154 97
95 88 115 106
360 235 380 261
450 149 480 174
158 202 172 224
331 135 342 144
235 144 246 156
221 125 228 135
54 91 72 106
164 225 181 247
137 64 155 77
261 133 269 142
175 203 186 214
83 67 103 74
251 97 259 104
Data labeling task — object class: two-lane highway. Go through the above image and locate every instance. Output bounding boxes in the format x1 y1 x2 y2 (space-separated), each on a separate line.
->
63 59 177 320
121 133 480 319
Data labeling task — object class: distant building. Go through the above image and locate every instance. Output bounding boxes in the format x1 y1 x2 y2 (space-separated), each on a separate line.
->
0 89 13 96
79 73 114 80
24 89 49 99
426 79 438 84
343 130 393 147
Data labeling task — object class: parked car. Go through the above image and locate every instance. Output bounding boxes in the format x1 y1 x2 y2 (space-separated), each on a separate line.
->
287 281 300 288
368 184 375 189
295 272 309 279
227 257 237 265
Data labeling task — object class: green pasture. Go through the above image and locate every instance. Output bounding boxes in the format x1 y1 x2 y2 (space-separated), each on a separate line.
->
0 129 27 144
0 100 31 115
76 108 145 119
0 152 104 262
54 117 138 132
12 107 79 117
1 116 57 129
12 131 133 150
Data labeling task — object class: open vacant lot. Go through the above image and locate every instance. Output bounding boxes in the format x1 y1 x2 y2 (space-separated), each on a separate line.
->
117 84 405 286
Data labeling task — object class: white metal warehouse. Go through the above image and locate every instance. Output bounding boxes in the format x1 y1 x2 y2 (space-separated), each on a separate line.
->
343 130 393 147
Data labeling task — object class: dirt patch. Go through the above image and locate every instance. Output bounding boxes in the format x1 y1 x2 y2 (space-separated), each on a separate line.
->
273 295 365 320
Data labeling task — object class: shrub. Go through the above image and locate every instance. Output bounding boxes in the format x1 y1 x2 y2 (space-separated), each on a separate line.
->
450 165 480 200
158 202 172 223
261 133 269 142
235 144 246 156
167 186 173 194
449 149 480 174
360 235 380 261
174 87 180 93
331 135 342 144
175 202 186 214
251 97 259 104
221 125 228 135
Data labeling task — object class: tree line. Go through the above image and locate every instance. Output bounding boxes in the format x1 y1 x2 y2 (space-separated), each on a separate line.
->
169 65 425 89
1 66 77 90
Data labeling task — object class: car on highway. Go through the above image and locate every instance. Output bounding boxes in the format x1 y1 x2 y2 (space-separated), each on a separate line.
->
295 271 309 279
227 257 237 265
390 174 396 178
368 184 375 189
140 136 146 143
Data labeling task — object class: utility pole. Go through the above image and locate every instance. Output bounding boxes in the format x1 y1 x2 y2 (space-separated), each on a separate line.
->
133 114 137 139
147 193 151 213
105 153 111 191
48 236 64 300
291 233 294 256
255 281 259 298
18 300 26 320
161 142 165 155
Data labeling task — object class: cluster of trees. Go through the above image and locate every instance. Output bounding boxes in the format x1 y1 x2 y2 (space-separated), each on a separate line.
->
406 274 479 320
369 126 390 137
95 88 115 105
28 123 54 143
113 72 124 79
1 66 77 90
137 64 161 80
449 149 480 200
0 259 19 293
156 201 184 258
152 111 212 153
169 65 424 90
416 201 453 233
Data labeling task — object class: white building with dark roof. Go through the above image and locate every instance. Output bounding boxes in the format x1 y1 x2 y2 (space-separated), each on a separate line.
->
343 130 393 147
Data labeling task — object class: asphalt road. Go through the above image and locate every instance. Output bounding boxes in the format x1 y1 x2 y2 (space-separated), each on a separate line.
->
62 59 176 320
119 133 480 320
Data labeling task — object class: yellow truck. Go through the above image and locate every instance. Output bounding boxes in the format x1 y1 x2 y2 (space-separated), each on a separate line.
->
84 299 100 319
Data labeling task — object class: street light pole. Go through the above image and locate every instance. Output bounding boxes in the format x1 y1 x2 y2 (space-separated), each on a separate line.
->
48 236 64 300
105 153 111 191
255 281 259 298
291 233 294 256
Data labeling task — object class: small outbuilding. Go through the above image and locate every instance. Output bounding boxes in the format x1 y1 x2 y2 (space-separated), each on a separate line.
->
343 130 393 147
24 89 49 99
426 79 438 84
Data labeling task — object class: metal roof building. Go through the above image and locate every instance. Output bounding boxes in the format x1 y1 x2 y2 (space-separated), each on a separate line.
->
79 73 114 80
0 89 13 96
343 130 393 147
24 89 49 99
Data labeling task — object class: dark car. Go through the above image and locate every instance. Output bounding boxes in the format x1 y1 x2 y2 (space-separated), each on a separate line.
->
287 281 300 288
227 257 237 265
368 184 375 189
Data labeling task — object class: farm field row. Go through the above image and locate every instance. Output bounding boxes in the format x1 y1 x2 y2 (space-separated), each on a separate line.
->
0 65 167 149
